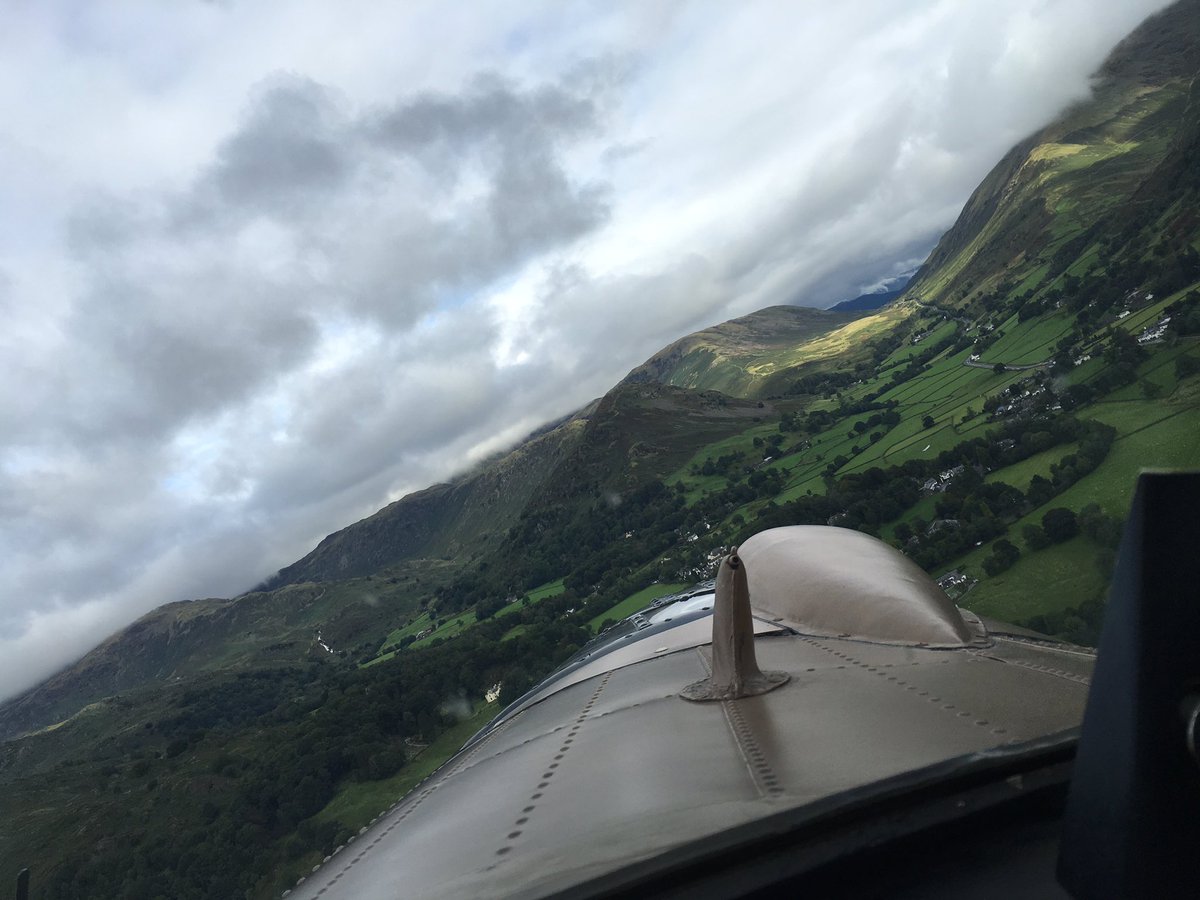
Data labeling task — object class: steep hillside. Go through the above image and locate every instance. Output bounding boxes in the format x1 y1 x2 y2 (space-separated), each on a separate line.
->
0 413 591 739
622 304 871 396
906 0 1200 309
269 407 592 586
530 382 777 504
0 565 472 742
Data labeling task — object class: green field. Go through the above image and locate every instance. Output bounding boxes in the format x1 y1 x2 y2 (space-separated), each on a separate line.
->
588 582 686 631
526 577 567 602
985 443 1080 490
689 334 1199 625
980 310 1076 366
667 420 791 502
410 611 479 648
1103 342 1193 401
879 494 940 541
960 536 1110 622
949 397 1200 620
1058 405 1200 514
372 576 568 663
877 318 958 372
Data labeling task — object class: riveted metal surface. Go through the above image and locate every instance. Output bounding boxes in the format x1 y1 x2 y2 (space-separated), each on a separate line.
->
794 639 966 667
977 636 1096 684
779 637 1091 744
465 677 612 763
504 615 784 719
287 627 1094 900
584 649 709 718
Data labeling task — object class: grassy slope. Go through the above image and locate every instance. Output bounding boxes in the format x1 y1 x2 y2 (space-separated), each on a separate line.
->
908 77 1189 308
587 583 687 631
368 578 568 664
951 371 1200 617
627 303 917 400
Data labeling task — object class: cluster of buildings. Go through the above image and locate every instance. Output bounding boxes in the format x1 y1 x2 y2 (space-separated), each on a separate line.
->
936 569 977 600
990 384 1056 418
925 518 962 536
1137 314 1172 344
920 465 966 494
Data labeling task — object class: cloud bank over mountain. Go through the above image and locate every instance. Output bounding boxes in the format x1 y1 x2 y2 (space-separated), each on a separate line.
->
0 0 1169 698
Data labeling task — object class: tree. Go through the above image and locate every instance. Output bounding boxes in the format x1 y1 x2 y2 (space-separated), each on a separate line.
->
1021 523 1050 551
475 596 505 620
1026 474 1055 507
1175 354 1200 380
982 539 1020 575
1078 503 1123 548
1041 507 1079 543
993 363 1006 375
498 666 534 707
922 415 936 429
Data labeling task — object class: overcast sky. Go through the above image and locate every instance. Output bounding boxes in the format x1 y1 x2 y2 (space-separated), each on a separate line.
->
0 0 1170 700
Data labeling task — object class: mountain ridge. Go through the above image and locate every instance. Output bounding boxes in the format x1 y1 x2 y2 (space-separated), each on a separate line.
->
620 304 866 396
828 286 905 313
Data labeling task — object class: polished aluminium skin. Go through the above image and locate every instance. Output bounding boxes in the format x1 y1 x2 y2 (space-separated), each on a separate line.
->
284 526 1093 900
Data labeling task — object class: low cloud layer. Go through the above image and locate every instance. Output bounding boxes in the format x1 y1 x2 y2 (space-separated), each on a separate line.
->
0 0 1169 699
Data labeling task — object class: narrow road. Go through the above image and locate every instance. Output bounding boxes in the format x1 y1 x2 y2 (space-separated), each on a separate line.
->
963 360 1050 372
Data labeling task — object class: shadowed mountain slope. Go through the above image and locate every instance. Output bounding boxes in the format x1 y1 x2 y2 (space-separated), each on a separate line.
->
906 0 1200 309
267 407 594 587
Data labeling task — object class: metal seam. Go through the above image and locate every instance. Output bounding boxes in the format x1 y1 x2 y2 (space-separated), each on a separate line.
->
970 650 1092 686
802 637 1013 740
491 671 613 862
695 647 784 798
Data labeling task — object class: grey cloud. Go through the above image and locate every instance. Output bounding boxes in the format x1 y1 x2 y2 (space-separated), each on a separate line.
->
246 311 506 516
344 75 612 313
51 266 319 448
366 74 599 164
196 76 354 221
490 143 608 261
65 192 151 257
526 256 733 384
1 63 617 702
44 69 611 454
